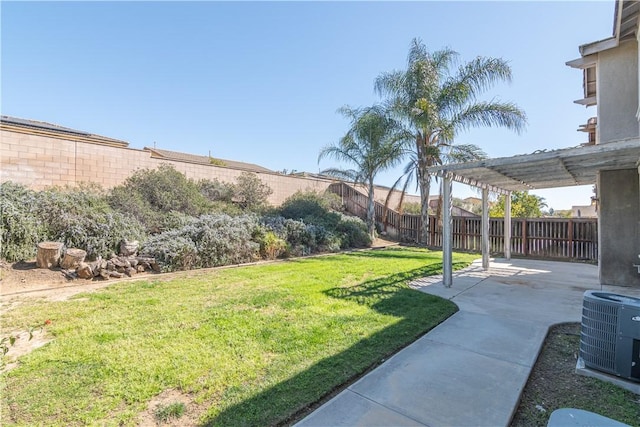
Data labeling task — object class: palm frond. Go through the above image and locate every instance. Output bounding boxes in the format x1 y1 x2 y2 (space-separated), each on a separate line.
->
450 101 527 135
319 167 361 183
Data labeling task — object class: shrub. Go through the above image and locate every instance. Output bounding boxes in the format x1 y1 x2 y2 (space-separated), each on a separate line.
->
261 216 316 256
257 231 288 260
276 191 371 251
32 185 146 260
142 214 260 271
1 182 145 262
53 211 146 260
192 215 260 267
234 172 272 212
335 214 372 248
198 178 235 203
142 232 199 272
0 183 46 261
278 190 339 221
108 164 212 231
161 211 198 231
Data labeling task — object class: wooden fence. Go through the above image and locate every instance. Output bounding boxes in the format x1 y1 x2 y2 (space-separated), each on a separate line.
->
328 182 598 262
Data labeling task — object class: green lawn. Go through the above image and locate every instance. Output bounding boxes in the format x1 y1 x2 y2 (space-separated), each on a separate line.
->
1 248 476 426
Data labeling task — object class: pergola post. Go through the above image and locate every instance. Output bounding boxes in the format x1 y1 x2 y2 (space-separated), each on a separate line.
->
442 174 453 288
504 191 512 260
482 188 490 270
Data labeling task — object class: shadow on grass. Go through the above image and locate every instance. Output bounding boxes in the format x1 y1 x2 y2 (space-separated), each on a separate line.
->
200 262 466 427
342 247 442 262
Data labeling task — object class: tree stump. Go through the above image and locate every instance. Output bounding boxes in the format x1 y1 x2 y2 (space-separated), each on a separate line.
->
60 248 87 269
36 242 64 269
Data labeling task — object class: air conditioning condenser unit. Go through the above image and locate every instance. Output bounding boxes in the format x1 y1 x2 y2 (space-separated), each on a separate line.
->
579 290 640 382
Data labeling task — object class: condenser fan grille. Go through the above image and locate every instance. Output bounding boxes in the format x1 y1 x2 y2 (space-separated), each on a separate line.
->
580 297 619 373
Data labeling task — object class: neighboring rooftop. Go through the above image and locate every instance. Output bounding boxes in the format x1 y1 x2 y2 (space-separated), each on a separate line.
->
144 147 273 173
2 115 273 173
1 115 129 147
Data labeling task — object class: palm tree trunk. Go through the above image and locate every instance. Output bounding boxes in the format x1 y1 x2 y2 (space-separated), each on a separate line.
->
367 178 376 238
418 170 431 245
416 136 432 245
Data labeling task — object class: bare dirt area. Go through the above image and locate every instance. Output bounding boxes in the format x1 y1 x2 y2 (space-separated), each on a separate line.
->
136 389 206 427
0 259 154 302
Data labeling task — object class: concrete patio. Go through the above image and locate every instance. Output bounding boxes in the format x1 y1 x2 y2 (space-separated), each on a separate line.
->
296 258 640 427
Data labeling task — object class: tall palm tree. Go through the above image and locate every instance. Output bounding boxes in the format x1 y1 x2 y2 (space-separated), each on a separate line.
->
318 105 409 237
375 38 527 244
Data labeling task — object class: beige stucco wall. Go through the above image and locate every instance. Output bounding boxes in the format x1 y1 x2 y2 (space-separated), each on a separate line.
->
0 129 335 205
597 39 640 143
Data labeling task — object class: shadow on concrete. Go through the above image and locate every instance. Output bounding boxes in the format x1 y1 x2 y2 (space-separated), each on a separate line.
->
199 262 465 427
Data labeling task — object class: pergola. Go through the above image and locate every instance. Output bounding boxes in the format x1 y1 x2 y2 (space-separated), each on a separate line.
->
427 138 640 287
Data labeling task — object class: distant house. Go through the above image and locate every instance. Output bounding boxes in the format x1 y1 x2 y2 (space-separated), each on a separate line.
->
143 147 273 173
571 204 598 218
428 198 479 217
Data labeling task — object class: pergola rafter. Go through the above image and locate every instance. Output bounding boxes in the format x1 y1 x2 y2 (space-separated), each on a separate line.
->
427 138 640 287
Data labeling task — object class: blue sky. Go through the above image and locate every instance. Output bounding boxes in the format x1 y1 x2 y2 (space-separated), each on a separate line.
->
2 1 613 209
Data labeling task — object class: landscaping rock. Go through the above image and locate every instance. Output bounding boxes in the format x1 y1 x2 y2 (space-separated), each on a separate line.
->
119 240 139 257
76 262 93 279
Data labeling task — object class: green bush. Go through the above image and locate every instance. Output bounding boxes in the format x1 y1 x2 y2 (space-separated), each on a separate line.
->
278 190 340 221
0 182 145 261
335 214 372 248
256 231 288 260
141 232 199 271
108 164 212 231
198 178 235 203
234 172 273 212
0 183 47 261
53 210 146 260
277 191 371 250
142 214 260 272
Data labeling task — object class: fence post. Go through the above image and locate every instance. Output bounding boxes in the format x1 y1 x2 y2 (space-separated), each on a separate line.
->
462 218 468 251
429 216 435 247
522 219 528 256
568 219 574 258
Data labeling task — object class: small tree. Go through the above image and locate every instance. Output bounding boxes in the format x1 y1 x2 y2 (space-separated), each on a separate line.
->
319 105 408 237
234 172 273 212
489 191 547 218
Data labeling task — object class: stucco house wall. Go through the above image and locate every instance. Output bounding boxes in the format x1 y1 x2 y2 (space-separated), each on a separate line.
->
597 40 639 143
598 169 640 287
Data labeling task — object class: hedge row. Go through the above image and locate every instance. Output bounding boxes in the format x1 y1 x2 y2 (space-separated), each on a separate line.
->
0 166 371 271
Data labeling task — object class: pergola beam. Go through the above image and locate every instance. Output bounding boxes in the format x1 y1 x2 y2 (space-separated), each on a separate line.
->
482 188 490 270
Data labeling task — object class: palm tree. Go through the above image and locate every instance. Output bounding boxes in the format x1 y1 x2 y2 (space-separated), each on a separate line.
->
375 38 527 244
318 105 409 237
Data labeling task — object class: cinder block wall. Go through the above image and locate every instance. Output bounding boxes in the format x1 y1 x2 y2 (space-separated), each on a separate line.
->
1 129 418 207
0 129 335 205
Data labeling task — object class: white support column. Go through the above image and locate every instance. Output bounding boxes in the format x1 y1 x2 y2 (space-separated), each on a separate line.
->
504 191 512 260
482 188 490 270
442 174 453 288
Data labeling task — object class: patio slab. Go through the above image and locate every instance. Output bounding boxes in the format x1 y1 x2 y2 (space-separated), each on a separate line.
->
296 258 640 427
423 311 548 367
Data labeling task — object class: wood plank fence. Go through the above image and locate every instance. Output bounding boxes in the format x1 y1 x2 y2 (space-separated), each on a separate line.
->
328 182 598 262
